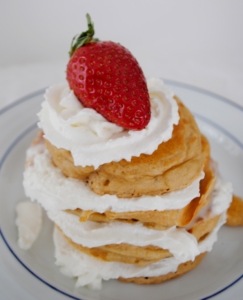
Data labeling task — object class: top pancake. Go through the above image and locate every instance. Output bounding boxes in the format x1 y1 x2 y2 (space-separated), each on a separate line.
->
44 97 205 198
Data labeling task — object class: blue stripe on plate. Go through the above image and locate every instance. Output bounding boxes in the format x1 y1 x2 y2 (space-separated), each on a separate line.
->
0 88 45 116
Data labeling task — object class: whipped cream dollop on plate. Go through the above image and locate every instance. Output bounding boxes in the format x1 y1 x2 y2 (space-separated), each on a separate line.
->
38 78 179 168
15 202 43 250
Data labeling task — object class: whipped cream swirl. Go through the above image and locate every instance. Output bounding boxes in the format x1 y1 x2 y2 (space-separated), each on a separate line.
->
38 78 179 168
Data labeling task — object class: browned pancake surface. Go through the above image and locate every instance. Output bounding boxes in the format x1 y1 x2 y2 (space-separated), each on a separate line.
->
56 213 220 266
67 157 215 229
45 97 205 198
226 195 243 226
119 252 207 284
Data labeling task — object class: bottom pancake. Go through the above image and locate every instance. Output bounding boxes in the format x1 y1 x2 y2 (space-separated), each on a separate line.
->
53 225 213 287
119 252 207 284
56 213 220 267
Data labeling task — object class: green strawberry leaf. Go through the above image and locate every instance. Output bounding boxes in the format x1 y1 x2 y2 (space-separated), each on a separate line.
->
69 13 98 57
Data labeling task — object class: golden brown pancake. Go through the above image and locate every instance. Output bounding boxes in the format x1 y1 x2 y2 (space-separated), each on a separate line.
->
119 252 207 285
44 97 205 198
56 212 220 267
226 195 243 226
65 152 215 229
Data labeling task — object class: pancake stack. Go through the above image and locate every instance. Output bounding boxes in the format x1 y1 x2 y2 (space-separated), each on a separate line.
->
23 80 233 288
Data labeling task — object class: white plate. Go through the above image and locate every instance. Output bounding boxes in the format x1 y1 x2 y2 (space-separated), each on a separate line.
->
0 81 242 300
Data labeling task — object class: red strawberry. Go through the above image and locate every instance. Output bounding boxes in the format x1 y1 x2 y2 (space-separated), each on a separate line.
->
66 14 151 130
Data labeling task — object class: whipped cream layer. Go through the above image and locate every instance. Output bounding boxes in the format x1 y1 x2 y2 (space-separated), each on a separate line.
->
23 144 204 213
53 179 232 289
38 78 179 168
51 210 200 260
48 177 232 253
54 213 226 289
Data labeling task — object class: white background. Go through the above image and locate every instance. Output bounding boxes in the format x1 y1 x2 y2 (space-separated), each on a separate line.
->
0 0 243 107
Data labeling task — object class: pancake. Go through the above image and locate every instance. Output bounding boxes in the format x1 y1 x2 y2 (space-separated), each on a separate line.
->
66 159 216 229
119 252 207 285
226 195 243 226
44 97 205 198
56 212 220 267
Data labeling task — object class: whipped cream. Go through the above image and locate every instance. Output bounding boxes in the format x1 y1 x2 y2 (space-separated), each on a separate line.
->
208 179 233 217
53 213 226 289
50 210 200 260
15 202 43 250
48 175 232 258
23 144 204 213
38 78 179 168
186 179 233 230
44 174 232 289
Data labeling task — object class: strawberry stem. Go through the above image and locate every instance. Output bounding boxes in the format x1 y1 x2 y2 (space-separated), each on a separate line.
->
69 13 98 57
